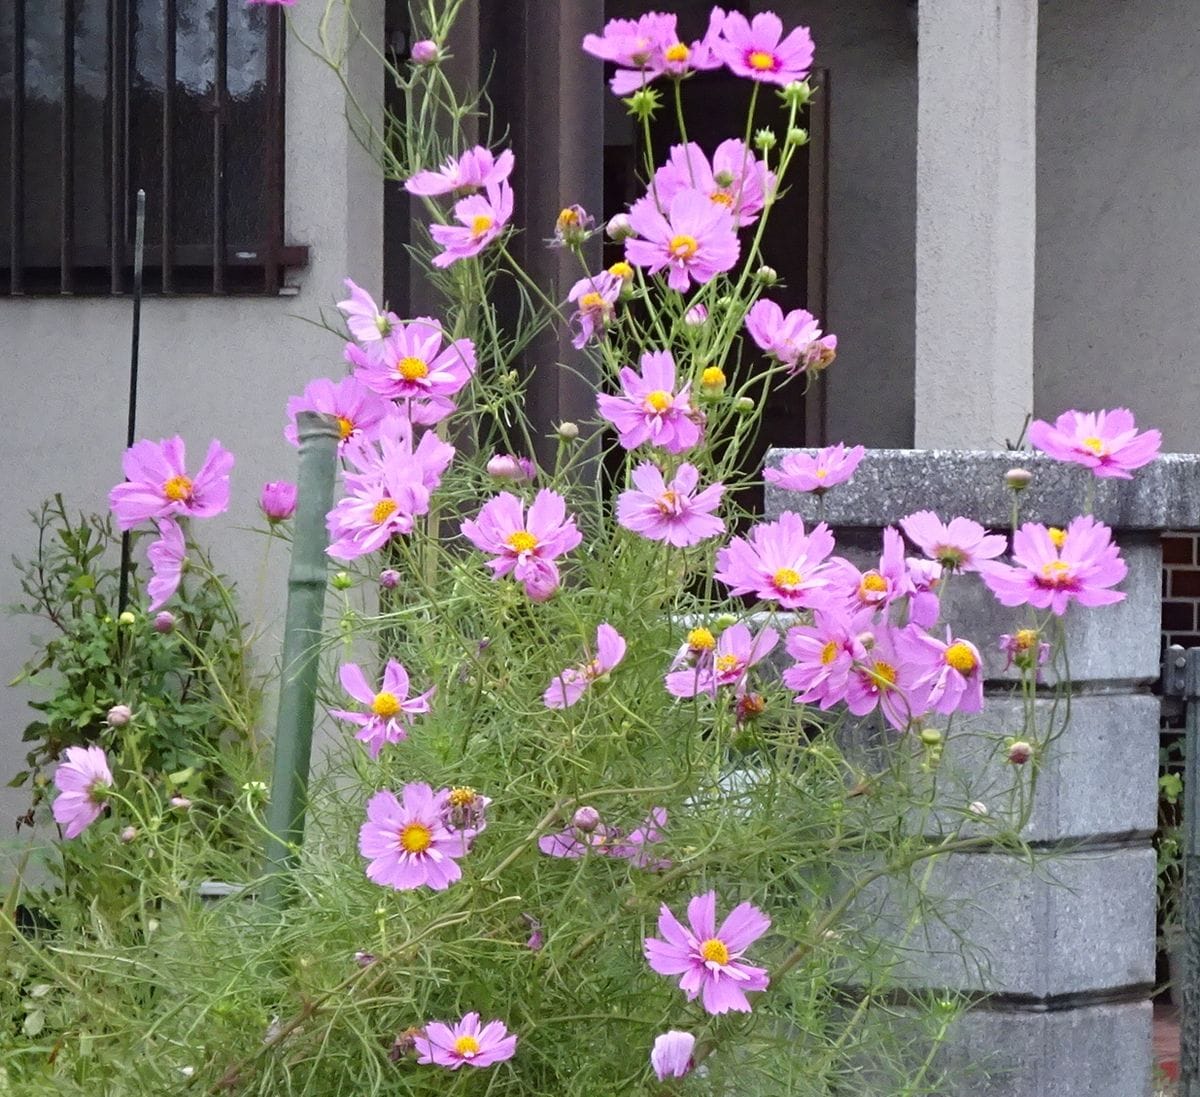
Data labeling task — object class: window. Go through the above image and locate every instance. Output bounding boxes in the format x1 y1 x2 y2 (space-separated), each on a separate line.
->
1 0 306 296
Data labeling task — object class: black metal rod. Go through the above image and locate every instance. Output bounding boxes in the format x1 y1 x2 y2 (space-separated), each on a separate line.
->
117 190 146 616
1183 647 1200 1095
262 7 283 295
212 0 228 293
60 0 76 293
108 0 126 293
10 0 25 294
161 0 176 292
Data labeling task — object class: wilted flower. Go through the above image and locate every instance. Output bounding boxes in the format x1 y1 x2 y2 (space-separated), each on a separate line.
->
644 891 770 1014
359 784 468 891
552 205 593 247
260 481 297 523
567 272 623 349
744 298 836 374
109 437 234 531
666 622 778 699
413 1012 518 1070
999 628 1050 672
1027 408 1160 479
146 518 187 613
651 1031 696 1080
52 746 112 838
543 623 626 708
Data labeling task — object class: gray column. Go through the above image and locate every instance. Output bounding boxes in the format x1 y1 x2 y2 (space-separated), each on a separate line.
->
914 1 1037 448
765 448 1200 1097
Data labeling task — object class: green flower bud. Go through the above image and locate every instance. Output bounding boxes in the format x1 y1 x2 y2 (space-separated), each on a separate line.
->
556 421 579 441
785 127 809 148
734 396 755 415
754 127 778 152
117 611 136 626
331 571 354 591
714 613 739 630
779 80 813 108
755 265 778 286
919 727 943 747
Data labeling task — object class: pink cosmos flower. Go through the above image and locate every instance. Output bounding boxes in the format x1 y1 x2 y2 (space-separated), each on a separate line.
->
653 139 776 227
651 1031 696 1081
581 11 722 95
900 511 1007 573
609 806 671 869
337 278 400 360
644 891 770 1015
625 189 740 292
912 631 984 715
979 516 1127 615
744 298 837 374
52 745 113 838
486 453 536 481
544 623 627 708
340 416 456 496
845 623 929 731
765 443 865 493
347 317 476 419
359 784 468 891
260 481 297 523
404 146 514 197
713 511 837 609
1027 408 1161 479
430 181 513 267
665 622 778 698
782 609 866 710
616 463 725 548
146 518 186 612
329 660 434 759
596 350 703 453
285 375 392 450
109 437 234 531
567 271 623 349
716 10 814 85
830 527 911 616
904 557 944 629
460 489 582 602
413 1012 518 1070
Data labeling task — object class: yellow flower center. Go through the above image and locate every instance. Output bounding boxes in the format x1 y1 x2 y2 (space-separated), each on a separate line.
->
506 530 539 553
448 786 477 808
453 1035 481 1057
664 41 690 63
399 822 432 854
335 415 355 441
608 261 634 280
371 691 401 718
470 214 494 236
773 567 803 590
820 640 839 665
1015 628 1040 651
1040 560 1072 583
687 627 716 651
645 390 673 413
815 468 829 479
372 498 398 524
710 190 734 207
701 366 726 387
748 49 776 71
715 654 740 674
396 356 429 381
579 291 606 311
1081 436 1107 456
656 489 680 514
163 475 193 502
860 573 888 595
1047 527 1066 548
944 642 978 674
699 938 730 965
872 661 897 687
557 207 580 227
668 233 699 260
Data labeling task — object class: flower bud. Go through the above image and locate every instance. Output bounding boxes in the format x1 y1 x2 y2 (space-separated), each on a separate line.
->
354 950 378 968
734 396 755 415
153 611 176 634
556 421 579 441
572 806 601 833
260 480 298 523
410 39 440 65
117 611 136 627
553 205 593 249
968 801 989 817
169 796 192 811
700 366 726 395
487 453 534 482
919 727 943 747
714 613 739 629
785 127 810 148
331 571 354 590
684 304 708 326
378 568 400 590
107 704 133 727
606 213 635 241
120 825 138 843
754 127 778 152
755 265 778 286
1005 467 1032 491
780 80 813 107
1007 740 1033 765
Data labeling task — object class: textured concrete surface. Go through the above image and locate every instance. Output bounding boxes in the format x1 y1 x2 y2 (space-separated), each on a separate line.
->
764 448 1200 532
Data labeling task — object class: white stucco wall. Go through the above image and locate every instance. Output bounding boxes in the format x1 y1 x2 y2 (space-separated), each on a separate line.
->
0 3 382 859
1035 1 1200 452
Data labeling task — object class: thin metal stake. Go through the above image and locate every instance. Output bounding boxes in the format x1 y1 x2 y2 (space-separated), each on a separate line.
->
117 189 145 616
1181 646 1200 1096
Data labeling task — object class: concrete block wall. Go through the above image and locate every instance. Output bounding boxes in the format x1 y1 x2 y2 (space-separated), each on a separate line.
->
765 448 1200 1097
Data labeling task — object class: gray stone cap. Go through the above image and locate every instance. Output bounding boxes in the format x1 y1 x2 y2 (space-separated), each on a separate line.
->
763 448 1200 531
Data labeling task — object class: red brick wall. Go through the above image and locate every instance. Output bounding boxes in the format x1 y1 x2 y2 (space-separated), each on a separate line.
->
1163 532 1200 648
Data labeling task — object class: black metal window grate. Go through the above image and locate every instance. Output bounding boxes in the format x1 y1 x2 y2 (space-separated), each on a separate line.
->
1 0 306 296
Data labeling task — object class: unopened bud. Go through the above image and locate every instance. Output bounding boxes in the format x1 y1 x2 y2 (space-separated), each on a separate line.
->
1005 467 1032 491
169 796 192 811
684 304 708 326
410 39 441 65
556 421 579 441
780 80 813 107
785 127 809 148
118 611 136 627
120 825 138 843
734 397 755 415
106 704 133 727
754 127 778 152
154 611 176 634
572 806 601 833
1007 740 1033 765
755 265 778 286
378 569 400 590
919 728 943 747
968 801 989 817
332 571 354 591
714 613 739 630
606 213 635 241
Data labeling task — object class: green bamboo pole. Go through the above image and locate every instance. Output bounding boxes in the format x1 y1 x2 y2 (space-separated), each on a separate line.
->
261 411 339 908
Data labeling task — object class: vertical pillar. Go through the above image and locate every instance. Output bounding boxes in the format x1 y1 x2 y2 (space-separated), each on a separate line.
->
914 1 1037 449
